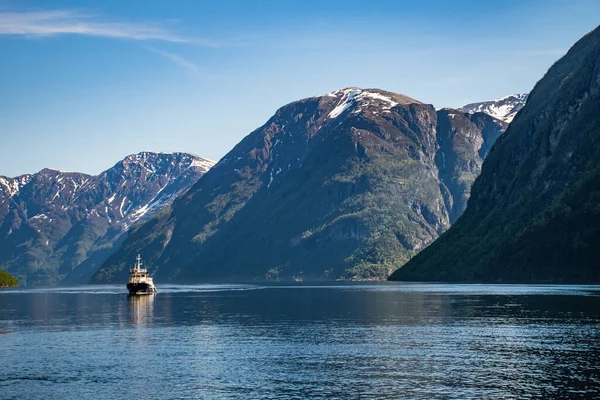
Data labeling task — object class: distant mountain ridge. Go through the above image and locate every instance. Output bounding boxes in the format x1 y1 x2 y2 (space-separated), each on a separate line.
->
390 25 600 283
94 87 506 283
458 93 528 123
0 152 214 285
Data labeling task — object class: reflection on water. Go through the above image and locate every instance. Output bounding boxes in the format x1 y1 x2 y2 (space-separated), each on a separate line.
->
0 283 599 399
129 295 155 327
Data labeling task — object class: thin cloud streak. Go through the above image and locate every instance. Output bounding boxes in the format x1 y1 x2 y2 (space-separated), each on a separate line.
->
143 45 199 73
0 9 220 46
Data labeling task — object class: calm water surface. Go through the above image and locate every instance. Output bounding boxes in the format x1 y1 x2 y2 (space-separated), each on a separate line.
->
1 283 600 399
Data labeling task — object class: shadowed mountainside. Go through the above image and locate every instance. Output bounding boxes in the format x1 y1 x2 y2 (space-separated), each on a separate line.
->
390 25 600 283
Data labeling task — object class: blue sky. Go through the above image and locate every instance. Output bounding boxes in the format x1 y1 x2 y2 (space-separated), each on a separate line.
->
1 0 599 177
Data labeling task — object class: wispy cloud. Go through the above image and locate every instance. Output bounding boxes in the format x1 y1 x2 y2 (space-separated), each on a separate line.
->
0 9 220 46
143 45 199 73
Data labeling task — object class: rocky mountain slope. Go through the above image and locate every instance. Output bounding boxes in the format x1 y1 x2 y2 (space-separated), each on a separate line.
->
390 25 600 283
94 88 506 283
0 152 214 285
458 93 528 123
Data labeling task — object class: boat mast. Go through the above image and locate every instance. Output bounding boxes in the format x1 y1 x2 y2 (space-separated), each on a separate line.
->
136 254 142 270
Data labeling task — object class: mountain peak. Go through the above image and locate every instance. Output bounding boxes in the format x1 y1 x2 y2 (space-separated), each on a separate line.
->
457 93 529 123
37 168 75 174
314 87 423 120
496 93 528 102
122 151 194 162
118 151 216 174
323 87 422 104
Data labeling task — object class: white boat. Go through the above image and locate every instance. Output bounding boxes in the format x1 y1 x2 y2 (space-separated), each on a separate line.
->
127 254 157 295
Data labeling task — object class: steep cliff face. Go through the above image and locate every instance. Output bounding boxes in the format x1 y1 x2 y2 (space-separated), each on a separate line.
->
0 152 214 285
390 25 600 283
436 110 507 222
96 88 506 283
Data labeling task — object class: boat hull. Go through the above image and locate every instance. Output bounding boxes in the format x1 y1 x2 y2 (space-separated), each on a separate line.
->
127 282 157 296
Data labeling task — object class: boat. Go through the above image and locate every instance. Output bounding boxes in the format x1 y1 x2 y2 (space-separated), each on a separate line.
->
127 254 157 295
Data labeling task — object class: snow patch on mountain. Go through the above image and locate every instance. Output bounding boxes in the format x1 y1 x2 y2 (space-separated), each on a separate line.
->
325 88 421 119
458 93 528 123
190 157 216 171
356 91 398 109
0 175 32 197
328 89 361 119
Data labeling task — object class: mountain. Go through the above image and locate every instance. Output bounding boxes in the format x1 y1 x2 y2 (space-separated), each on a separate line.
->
458 93 528 123
0 152 214 286
435 109 507 222
94 88 506 283
390 25 600 283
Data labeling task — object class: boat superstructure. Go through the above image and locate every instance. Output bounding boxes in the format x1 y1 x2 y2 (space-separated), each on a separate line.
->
127 254 157 295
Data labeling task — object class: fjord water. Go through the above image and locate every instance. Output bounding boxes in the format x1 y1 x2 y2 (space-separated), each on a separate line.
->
1 284 599 399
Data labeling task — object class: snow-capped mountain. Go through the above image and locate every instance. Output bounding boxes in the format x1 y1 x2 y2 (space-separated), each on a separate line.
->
94 88 506 284
457 93 528 123
0 152 215 285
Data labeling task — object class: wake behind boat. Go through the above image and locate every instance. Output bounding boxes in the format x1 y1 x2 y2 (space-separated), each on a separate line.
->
127 254 157 295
